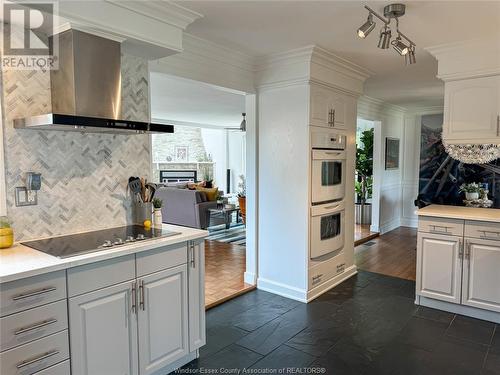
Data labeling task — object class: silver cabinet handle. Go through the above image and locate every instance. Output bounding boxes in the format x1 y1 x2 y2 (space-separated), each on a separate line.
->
465 240 471 259
139 280 145 311
497 115 499 137
190 242 196 268
332 109 335 126
479 230 500 240
14 318 57 336
16 350 59 369
131 281 137 314
429 225 451 234
458 239 464 259
13 286 56 301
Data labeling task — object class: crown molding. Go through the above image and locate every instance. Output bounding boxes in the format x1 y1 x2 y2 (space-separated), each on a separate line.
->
52 21 127 43
358 95 407 118
106 0 203 30
426 38 500 81
256 45 370 95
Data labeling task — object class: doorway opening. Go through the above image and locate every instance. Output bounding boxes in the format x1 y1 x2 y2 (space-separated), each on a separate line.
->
149 73 256 308
354 118 379 246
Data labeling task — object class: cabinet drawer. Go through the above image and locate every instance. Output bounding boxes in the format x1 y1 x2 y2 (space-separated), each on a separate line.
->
465 220 500 241
33 360 70 375
418 217 464 237
0 330 69 375
67 254 135 297
136 243 187 277
0 271 66 317
0 300 68 352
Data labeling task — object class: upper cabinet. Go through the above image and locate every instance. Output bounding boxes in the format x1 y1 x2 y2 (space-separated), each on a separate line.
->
310 84 355 129
443 75 500 144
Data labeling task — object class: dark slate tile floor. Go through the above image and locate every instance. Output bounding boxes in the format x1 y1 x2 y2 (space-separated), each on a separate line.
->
177 271 499 375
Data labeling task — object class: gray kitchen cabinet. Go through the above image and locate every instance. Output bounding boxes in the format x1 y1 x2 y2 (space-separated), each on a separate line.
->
416 232 463 304
462 238 500 313
188 241 206 352
69 281 139 375
138 265 189 375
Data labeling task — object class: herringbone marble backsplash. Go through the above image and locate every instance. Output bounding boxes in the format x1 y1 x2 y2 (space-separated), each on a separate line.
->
1 54 152 240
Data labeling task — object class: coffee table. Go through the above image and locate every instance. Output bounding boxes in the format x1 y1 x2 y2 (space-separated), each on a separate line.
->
208 207 241 229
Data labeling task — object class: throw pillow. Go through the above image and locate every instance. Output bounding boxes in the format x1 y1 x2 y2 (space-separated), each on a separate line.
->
195 186 218 201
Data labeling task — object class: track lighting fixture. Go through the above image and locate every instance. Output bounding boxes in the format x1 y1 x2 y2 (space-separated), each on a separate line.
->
357 3 417 64
377 25 391 49
392 35 409 56
357 13 375 38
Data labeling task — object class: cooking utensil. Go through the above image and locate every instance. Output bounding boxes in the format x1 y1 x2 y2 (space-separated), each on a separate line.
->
128 177 142 202
146 183 156 201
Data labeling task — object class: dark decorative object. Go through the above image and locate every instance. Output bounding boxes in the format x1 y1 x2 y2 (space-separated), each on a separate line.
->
385 137 400 170
417 114 500 208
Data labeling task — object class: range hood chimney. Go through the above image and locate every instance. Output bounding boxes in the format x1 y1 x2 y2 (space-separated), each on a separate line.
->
14 29 173 134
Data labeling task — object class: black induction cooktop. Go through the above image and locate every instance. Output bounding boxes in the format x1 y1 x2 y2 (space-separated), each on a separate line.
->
22 225 180 259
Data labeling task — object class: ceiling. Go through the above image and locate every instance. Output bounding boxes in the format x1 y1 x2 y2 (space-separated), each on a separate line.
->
150 73 246 127
177 1 500 108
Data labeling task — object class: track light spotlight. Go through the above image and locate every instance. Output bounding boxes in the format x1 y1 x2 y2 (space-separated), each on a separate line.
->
405 46 416 65
357 4 417 64
392 36 409 56
377 26 391 49
357 14 375 38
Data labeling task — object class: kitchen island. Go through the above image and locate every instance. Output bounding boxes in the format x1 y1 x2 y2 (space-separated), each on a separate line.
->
416 205 500 323
0 224 207 375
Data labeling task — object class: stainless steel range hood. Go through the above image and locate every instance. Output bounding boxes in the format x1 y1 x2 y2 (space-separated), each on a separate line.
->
13 29 173 134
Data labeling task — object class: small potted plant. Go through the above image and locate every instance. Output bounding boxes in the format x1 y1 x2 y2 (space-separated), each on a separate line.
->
459 182 482 200
152 198 163 229
237 175 246 225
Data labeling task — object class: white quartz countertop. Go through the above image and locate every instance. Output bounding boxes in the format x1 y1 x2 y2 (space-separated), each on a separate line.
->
0 224 208 284
417 204 500 223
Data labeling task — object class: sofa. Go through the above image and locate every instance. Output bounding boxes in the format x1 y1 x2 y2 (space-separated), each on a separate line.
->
154 187 217 229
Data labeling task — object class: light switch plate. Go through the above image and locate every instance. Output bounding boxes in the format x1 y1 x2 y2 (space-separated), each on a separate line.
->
15 187 37 206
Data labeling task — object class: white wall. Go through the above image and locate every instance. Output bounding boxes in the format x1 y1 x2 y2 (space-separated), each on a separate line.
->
359 96 443 234
227 131 246 194
257 84 310 298
200 128 227 188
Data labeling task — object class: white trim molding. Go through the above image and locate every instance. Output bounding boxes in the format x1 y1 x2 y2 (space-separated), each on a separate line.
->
256 45 370 95
426 38 500 81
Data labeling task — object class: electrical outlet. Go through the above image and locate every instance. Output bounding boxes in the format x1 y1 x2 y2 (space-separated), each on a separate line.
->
15 187 37 206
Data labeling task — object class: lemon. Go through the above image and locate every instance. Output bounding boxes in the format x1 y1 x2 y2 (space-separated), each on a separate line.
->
0 227 14 249
143 220 152 228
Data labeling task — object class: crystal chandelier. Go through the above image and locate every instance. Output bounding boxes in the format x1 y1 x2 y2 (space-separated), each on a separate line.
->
443 136 500 164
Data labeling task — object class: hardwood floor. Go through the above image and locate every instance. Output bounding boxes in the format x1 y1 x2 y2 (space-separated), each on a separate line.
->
354 226 417 281
205 240 255 309
354 223 379 246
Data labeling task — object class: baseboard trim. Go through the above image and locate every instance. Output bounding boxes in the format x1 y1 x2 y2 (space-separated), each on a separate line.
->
244 272 257 285
418 296 500 324
400 218 418 228
306 265 357 302
257 277 308 303
379 219 401 234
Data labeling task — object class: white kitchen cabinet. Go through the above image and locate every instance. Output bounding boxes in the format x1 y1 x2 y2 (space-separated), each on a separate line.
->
138 265 189 375
188 241 206 352
462 238 500 313
416 232 463 304
69 281 139 375
310 84 350 129
443 75 500 143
